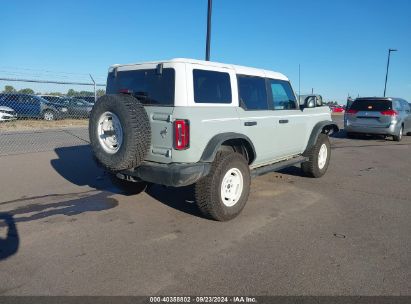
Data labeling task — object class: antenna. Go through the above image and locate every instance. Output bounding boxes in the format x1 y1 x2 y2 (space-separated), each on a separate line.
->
205 0 212 61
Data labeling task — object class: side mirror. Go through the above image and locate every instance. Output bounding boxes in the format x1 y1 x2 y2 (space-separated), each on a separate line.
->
304 96 316 108
316 96 323 107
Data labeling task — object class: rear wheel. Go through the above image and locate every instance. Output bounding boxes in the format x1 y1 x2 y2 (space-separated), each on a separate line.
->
195 151 250 221
301 133 331 178
43 110 55 121
393 126 403 142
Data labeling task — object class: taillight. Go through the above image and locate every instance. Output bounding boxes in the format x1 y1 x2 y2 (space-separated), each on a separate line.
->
380 109 398 116
174 119 190 150
346 109 358 115
119 89 131 94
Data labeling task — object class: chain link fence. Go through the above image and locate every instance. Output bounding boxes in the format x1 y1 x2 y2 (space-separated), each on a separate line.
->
0 77 106 155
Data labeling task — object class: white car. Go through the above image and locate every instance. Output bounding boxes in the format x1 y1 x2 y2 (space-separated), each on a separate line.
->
0 106 17 122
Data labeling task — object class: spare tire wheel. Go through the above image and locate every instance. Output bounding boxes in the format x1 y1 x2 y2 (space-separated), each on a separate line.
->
89 94 151 171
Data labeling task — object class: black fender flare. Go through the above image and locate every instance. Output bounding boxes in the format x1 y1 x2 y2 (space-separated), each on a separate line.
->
304 121 339 154
200 132 256 164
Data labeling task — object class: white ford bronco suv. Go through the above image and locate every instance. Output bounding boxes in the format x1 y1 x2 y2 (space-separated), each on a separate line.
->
89 58 338 221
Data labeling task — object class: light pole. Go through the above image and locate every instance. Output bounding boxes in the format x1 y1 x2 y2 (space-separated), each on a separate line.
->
205 0 212 61
89 74 96 102
383 48 398 97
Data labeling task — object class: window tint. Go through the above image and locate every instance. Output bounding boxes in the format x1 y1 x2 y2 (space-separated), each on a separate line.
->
193 69 232 103
106 68 175 106
400 100 410 111
237 76 268 110
350 99 392 112
268 79 297 110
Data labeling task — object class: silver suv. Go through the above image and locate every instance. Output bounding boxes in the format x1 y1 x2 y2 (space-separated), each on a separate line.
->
89 58 338 221
345 97 411 141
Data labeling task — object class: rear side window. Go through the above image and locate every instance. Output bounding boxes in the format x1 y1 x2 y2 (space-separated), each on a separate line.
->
268 79 297 110
237 76 268 110
193 69 232 103
350 99 392 111
400 100 410 111
106 68 175 106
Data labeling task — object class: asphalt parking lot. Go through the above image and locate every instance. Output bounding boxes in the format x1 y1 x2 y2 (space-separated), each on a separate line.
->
0 115 410 296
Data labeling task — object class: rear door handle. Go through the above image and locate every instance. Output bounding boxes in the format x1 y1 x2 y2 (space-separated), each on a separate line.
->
279 119 289 124
244 121 257 126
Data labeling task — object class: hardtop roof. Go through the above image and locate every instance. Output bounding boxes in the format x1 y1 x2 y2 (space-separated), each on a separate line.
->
111 58 289 81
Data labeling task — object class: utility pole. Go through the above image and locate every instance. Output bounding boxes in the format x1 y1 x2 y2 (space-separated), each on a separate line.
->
383 48 398 97
89 74 96 102
205 0 212 61
298 64 301 101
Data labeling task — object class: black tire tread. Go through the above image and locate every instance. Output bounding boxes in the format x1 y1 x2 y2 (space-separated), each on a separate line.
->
301 133 330 178
89 94 151 171
393 126 403 142
195 151 250 221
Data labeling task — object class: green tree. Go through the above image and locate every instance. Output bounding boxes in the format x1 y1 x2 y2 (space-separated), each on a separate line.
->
79 91 93 96
67 89 76 96
18 88 35 94
3 85 17 93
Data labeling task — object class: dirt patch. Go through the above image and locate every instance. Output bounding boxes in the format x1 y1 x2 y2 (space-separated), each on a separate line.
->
0 119 88 131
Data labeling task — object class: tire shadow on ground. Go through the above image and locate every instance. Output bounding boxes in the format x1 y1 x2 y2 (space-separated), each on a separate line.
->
51 145 204 219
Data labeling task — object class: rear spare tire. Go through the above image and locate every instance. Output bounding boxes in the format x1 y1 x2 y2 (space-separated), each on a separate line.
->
89 94 151 171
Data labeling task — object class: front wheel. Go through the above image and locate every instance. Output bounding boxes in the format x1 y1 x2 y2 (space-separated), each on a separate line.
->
301 133 331 178
195 151 251 221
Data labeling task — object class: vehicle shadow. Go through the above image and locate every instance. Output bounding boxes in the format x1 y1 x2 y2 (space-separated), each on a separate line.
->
50 145 203 218
332 129 389 141
2 193 119 225
146 184 203 218
0 146 120 225
50 145 109 191
0 213 19 260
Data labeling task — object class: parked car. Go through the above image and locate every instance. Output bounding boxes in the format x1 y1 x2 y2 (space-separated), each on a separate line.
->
345 97 411 141
75 96 96 104
0 94 67 120
39 95 93 118
332 106 344 113
89 58 338 221
0 106 17 122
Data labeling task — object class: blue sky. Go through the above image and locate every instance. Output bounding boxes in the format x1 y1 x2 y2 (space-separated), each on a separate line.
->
1 0 410 102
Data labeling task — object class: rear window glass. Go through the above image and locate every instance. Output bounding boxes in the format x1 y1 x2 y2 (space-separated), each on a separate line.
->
193 69 232 103
238 76 268 110
350 99 392 111
106 68 175 106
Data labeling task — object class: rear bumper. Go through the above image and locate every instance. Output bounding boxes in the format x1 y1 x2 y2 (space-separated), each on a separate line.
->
119 161 211 187
345 123 399 136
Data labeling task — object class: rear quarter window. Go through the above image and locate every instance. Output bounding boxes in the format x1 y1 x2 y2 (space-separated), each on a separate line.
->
193 69 232 103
